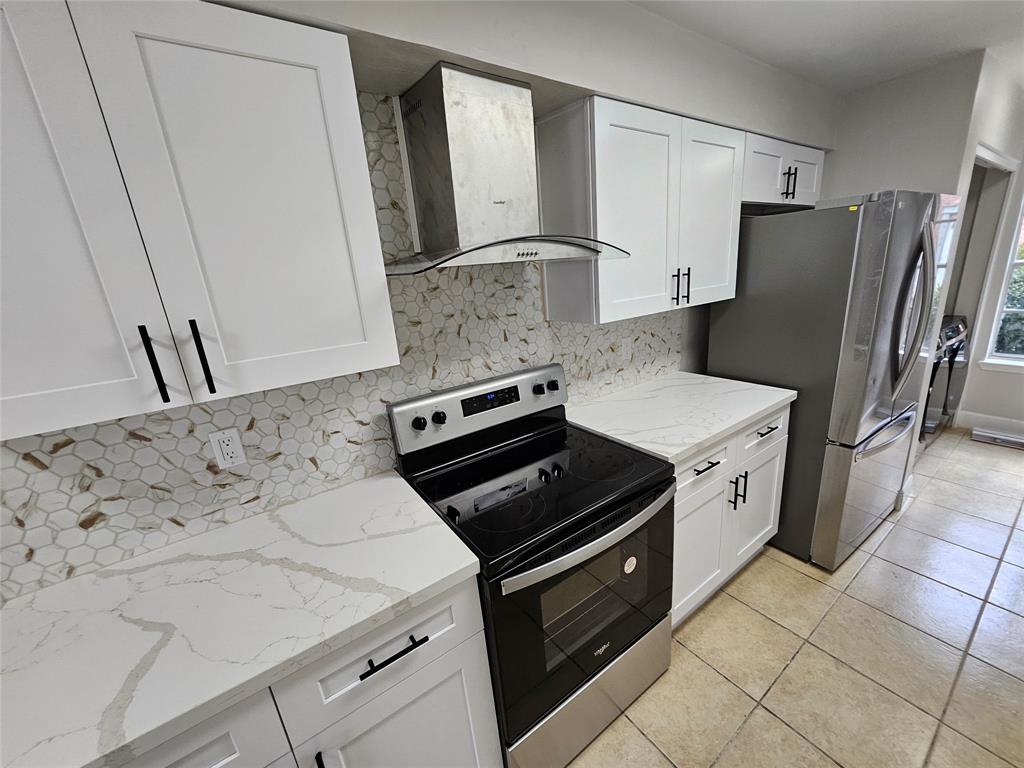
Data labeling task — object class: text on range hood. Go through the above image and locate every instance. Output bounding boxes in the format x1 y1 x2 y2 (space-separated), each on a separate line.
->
386 64 627 276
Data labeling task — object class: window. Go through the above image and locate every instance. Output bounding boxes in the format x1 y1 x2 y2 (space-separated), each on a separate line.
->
992 208 1024 358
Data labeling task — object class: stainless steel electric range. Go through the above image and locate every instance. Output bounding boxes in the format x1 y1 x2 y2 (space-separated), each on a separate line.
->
388 364 675 768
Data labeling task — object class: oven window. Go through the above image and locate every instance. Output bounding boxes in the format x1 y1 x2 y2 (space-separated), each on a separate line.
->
540 531 646 671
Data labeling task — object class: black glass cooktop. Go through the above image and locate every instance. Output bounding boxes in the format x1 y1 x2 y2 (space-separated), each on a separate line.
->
411 423 672 573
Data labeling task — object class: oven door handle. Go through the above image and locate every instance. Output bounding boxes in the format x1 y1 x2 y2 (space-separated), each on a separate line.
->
500 484 674 596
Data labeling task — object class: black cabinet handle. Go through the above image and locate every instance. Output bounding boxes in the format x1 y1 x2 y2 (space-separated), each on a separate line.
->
791 166 799 199
672 268 681 305
781 166 795 199
757 425 779 439
359 634 429 681
188 319 216 394
315 753 325 768
681 267 691 304
138 325 170 403
728 477 739 509
738 471 749 504
693 460 721 477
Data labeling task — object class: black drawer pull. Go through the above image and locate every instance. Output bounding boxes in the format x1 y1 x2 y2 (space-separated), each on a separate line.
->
359 634 429 681
138 325 170 403
315 753 325 768
738 471 749 504
693 460 721 477
188 318 217 394
757 425 779 439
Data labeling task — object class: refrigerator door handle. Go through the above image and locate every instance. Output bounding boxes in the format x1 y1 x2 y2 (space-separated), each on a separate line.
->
893 223 936 400
855 410 916 462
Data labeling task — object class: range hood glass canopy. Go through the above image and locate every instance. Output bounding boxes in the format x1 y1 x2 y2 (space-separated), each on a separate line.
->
388 63 629 277
384 235 628 277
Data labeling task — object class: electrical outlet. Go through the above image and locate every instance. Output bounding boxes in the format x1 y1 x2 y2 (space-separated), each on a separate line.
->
209 428 247 469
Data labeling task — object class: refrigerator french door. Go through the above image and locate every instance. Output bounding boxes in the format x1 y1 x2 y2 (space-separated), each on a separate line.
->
708 190 937 569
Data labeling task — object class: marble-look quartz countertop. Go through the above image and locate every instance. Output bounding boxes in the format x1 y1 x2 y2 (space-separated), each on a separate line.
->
1 472 478 768
567 371 797 465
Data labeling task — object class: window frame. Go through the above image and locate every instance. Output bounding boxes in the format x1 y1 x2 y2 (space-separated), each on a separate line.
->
986 196 1024 363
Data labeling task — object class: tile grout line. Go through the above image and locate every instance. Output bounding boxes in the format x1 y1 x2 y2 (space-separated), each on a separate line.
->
920 492 1024 768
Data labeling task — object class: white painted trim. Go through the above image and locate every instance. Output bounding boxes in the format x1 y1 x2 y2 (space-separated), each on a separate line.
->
977 357 1024 373
954 408 1024 436
975 142 1022 173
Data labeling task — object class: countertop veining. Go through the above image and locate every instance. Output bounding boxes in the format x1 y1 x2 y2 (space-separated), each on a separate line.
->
0 472 478 768
568 371 797 465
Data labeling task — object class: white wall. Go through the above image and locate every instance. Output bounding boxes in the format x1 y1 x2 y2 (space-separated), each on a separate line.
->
822 52 983 198
247 0 841 149
955 51 1024 435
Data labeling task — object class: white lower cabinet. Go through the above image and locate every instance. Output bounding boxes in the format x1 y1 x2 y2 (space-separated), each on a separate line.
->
293 632 502 768
124 690 292 768
671 408 790 625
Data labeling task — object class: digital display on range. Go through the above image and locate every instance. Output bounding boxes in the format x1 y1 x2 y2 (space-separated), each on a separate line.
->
462 385 520 417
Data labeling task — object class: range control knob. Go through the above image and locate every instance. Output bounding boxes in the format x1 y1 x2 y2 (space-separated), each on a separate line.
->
551 463 565 479
411 416 428 431
547 379 560 392
432 410 447 425
538 468 552 484
532 383 545 396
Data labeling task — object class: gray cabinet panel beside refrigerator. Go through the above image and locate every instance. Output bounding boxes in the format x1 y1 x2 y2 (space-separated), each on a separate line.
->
708 190 937 570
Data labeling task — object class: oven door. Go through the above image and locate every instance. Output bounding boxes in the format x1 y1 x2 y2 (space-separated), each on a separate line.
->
483 481 674 745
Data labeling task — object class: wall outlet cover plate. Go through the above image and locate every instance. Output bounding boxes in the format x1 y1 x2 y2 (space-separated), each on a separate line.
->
209 427 247 469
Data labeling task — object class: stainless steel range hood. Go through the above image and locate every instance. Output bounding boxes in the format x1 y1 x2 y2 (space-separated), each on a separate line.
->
386 64 627 276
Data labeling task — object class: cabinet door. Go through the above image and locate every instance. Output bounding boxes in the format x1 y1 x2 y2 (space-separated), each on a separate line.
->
728 437 788 566
788 145 825 206
294 633 502 768
69 2 399 402
125 690 292 768
592 98 682 322
1 3 190 440
741 134 789 203
678 120 744 306
672 477 730 624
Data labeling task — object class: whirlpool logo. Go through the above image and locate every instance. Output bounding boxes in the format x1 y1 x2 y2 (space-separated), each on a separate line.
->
593 642 611 657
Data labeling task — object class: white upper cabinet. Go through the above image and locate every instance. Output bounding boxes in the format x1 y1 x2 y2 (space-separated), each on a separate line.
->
678 119 745 306
68 0 398 403
1 3 191 440
538 98 744 323
590 98 682 322
742 133 825 206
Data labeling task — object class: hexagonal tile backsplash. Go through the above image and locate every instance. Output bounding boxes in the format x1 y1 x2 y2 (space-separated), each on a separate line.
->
0 93 703 602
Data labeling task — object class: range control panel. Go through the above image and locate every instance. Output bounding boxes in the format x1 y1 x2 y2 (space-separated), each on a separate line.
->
387 364 568 456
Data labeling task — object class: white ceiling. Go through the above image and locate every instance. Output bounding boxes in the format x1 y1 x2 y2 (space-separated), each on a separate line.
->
635 1 1024 93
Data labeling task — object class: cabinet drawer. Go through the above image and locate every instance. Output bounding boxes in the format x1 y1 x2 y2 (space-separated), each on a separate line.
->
125 690 290 768
675 440 733 498
739 407 789 461
272 579 483 746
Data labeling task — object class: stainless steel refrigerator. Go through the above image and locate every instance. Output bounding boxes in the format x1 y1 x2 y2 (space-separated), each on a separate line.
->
708 190 937 570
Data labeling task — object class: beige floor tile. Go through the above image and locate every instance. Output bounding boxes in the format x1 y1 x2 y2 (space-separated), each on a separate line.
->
945 657 1024 766
714 707 839 768
950 439 1024 478
917 478 1020 526
912 453 945 478
874 525 999 598
896 499 1011 557
923 432 964 460
859 520 895 552
810 594 961 716
990 562 1024 617
764 546 870 591
674 591 802 699
568 715 672 768
926 726 1013 768
970 603 1024 680
935 460 1024 500
846 558 982 648
724 555 840 637
763 645 937 768
626 643 754 768
1005 528 1024 568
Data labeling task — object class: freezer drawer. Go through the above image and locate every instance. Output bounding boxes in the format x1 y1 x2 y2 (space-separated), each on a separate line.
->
811 408 916 570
